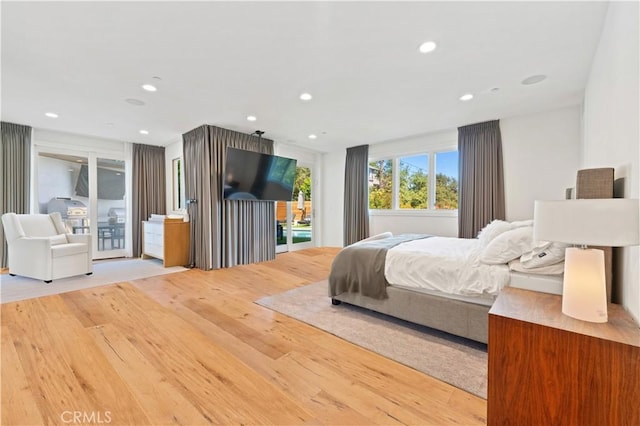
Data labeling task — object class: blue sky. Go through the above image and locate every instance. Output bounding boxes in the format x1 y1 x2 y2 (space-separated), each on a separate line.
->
400 151 458 178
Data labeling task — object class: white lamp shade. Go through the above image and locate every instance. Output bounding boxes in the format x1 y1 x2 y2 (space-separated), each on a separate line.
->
533 199 639 246
562 247 607 322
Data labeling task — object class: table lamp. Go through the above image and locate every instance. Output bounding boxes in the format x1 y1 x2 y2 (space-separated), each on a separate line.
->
533 199 639 323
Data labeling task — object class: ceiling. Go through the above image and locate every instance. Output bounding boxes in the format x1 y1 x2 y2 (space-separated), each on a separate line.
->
1 1 609 152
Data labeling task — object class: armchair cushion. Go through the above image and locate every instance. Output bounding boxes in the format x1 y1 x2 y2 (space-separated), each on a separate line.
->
51 243 88 258
50 234 69 245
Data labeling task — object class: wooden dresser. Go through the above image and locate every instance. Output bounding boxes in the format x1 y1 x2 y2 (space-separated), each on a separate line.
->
487 287 640 425
142 219 190 267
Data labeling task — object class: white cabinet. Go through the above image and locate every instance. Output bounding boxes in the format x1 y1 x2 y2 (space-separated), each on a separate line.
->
142 219 190 267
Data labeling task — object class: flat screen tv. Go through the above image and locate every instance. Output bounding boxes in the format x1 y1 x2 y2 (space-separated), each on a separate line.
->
223 148 297 201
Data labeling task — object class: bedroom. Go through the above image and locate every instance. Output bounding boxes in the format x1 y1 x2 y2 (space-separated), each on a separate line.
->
1 1 638 424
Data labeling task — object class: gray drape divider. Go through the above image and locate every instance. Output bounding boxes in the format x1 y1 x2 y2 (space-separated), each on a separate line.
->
457 120 505 239
132 144 166 257
343 144 370 246
1 122 32 268
183 125 275 271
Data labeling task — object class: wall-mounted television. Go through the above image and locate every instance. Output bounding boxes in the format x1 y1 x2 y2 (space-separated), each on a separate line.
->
223 147 297 201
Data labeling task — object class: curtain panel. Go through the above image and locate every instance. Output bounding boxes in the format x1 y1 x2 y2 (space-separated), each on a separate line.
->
457 120 505 238
132 143 166 257
183 125 275 271
343 144 370 246
0 122 32 268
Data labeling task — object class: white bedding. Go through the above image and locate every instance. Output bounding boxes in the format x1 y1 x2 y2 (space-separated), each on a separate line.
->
384 236 510 296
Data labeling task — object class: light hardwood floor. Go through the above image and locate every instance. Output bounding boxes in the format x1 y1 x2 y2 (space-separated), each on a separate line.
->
1 247 486 425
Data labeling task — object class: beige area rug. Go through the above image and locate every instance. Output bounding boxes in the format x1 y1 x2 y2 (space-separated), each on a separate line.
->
1 258 187 303
256 280 488 399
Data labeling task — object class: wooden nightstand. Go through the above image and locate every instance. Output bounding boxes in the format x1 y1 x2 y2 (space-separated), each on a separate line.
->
487 287 640 425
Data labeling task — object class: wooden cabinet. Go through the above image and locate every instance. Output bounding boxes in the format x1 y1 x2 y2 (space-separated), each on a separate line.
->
142 219 190 267
488 287 640 425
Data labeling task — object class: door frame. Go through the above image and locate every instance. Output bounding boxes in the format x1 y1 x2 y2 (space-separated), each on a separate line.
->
32 145 131 260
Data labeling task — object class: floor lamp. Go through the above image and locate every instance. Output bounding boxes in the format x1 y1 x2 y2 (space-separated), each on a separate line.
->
533 199 639 323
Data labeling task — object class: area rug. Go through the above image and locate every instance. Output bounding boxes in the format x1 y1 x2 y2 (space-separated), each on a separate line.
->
256 280 488 399
1 258 187 303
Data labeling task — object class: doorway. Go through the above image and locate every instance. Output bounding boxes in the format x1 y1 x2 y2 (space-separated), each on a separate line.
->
276 165 313 253
35 150 128 260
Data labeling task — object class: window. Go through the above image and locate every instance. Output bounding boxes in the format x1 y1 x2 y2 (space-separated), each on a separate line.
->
434 151 458 210
399 154 428 209
172 157 184 210
368 160 393 209
369 150 458 212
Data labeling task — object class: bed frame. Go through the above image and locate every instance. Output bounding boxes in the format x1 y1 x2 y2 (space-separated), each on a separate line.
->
332 288 490 343
331 168 614 345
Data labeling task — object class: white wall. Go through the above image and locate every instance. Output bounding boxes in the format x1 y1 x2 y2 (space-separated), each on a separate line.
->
501 106 581 220
581 1 640 322
321 150 345 247
321 107 582 246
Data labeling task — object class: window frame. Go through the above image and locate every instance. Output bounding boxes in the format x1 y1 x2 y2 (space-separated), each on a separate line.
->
369 148 458 217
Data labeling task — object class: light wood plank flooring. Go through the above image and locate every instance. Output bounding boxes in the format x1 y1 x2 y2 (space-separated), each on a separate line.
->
1 247 486 425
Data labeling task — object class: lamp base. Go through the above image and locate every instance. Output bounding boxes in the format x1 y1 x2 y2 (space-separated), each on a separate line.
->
562 247 607 323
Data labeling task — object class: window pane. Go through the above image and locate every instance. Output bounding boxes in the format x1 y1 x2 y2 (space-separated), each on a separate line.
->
399 154 428 209
435 151 459 210
293 166 311 244
368 160 393 209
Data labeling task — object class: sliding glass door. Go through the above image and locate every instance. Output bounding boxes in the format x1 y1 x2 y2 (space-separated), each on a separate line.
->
36 149 128 259
276 165 313 253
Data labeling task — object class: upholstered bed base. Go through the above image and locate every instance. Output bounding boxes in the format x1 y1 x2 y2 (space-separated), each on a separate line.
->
332 286 491 344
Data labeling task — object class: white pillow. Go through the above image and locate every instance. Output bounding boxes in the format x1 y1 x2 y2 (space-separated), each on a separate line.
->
477 220 511 246
520 242 568 269
509 259 564 275
49 234 68 246
480 226 534 264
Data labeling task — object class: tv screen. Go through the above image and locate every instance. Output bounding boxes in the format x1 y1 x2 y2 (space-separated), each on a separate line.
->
223 148 297 201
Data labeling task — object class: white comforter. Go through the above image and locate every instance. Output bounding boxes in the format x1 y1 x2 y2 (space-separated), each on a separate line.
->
384 237 510 296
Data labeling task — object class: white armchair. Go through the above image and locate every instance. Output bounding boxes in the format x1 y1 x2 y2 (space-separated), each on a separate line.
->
1 212 93 283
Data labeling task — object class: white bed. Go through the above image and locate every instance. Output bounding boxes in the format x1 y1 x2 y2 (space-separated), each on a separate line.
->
330 222 566 343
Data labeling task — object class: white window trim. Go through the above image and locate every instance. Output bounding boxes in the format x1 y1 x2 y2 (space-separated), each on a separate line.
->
369 147 458 216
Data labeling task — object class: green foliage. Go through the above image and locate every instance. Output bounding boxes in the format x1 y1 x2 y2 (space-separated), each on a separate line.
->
399 163 428 209
435 173 458 209
292 166 311 201
368 160 393 209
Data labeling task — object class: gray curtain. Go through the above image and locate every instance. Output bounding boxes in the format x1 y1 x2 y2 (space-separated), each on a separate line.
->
183 125 275 271
343 144 370 246
1 122 32 267
132 144 166 257
458 120 505 238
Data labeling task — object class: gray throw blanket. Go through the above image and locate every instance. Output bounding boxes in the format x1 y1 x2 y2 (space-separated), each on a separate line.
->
329 234 430 299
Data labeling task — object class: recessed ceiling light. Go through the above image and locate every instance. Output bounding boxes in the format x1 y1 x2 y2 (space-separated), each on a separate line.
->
45 112 58 118
125 98 145 106
490 87 500 92
418 41 437 53
152 76 162 81
247 115 257 122
106 122 115 126
142 84 157 92
308 134 317 139
139 130 149 135
459 93 474 101
521 75 547 85
300 93 313 101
